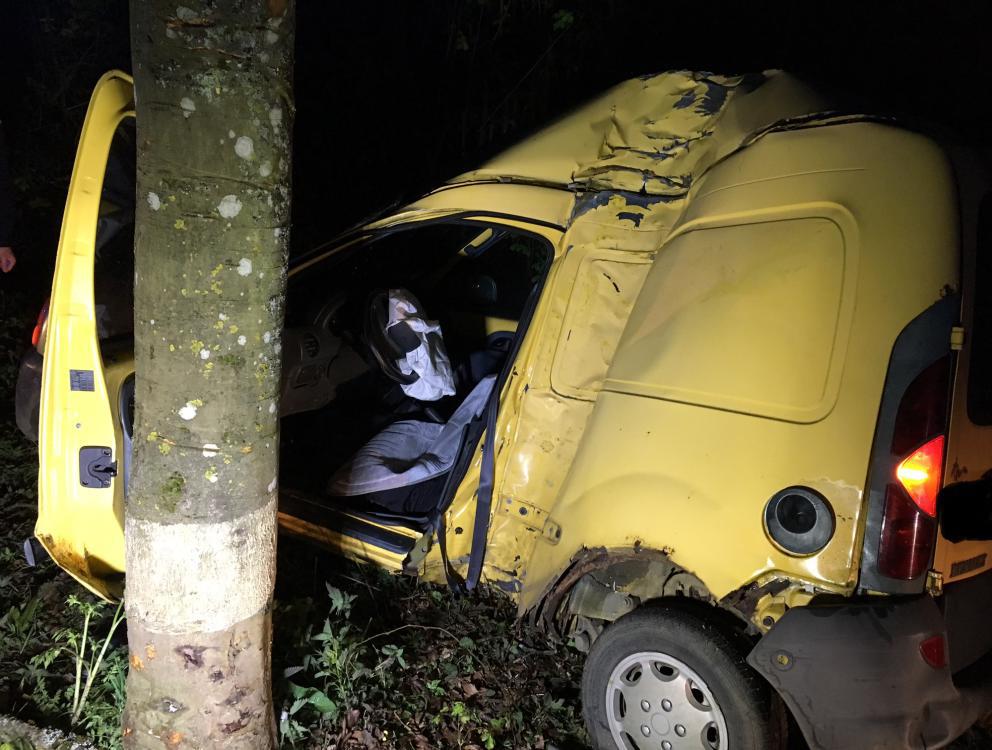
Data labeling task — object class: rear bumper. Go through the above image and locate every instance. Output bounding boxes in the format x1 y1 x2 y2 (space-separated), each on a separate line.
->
748 580 992 750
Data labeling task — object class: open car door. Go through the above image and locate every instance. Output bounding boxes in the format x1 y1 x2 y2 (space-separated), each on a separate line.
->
36 71 134 600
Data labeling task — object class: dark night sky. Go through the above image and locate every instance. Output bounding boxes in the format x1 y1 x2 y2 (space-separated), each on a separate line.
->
1 0 991 287
292 1 992 238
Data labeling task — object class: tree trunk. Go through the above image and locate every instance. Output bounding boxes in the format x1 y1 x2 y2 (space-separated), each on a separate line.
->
123 2 293 747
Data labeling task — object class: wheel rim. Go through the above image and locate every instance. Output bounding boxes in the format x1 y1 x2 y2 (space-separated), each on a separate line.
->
605 651 729 750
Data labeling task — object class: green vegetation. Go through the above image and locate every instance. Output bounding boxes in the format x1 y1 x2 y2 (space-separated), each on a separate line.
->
19 598 127 747
270 564 585 749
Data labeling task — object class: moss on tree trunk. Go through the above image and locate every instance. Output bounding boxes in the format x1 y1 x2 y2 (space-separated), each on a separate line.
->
124 1 293 747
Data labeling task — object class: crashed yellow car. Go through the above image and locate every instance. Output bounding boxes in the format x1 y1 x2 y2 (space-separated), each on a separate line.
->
20 69 992 749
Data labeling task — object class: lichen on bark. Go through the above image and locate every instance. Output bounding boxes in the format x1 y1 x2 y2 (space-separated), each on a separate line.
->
124 1 294 747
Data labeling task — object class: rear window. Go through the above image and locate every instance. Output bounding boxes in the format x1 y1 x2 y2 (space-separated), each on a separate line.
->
967 196 992 424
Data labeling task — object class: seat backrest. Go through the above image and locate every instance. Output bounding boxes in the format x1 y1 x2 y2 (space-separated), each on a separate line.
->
429 374 496 459
327 374 497 498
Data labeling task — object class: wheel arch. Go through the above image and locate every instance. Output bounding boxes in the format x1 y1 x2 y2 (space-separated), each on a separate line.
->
526 546 756 649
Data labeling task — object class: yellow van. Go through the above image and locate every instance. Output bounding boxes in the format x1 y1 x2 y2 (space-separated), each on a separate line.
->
20 69 992 749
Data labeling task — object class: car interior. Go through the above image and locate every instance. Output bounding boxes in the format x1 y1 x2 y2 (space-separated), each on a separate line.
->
278 222 552 525
96 213 550 531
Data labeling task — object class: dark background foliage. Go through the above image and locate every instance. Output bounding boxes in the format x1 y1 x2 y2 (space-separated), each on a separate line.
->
1 0 992 310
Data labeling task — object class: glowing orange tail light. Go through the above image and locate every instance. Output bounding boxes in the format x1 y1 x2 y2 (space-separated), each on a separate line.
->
895 435 945 517
875 355 951 583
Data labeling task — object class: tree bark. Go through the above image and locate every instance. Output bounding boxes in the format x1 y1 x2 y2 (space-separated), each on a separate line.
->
124 2 293 747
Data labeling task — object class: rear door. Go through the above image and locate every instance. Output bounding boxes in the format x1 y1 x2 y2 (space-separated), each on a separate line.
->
36 71 134 600
934 193 992 589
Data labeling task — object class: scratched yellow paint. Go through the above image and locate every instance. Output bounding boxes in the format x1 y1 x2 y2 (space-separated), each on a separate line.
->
40 70 981 621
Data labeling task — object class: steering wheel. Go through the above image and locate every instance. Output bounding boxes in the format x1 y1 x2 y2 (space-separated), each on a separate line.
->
364 290 420 385
312 289 348 334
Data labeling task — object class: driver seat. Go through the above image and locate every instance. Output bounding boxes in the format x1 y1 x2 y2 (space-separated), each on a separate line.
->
326 374 496 510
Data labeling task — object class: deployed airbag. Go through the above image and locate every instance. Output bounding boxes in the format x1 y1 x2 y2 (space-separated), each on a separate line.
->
328 375 496 497
388 289 456 401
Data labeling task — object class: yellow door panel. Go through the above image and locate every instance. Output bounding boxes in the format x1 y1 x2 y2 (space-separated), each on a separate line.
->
36 71 134 600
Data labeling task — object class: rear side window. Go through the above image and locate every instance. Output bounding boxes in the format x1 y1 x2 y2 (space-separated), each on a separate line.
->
967 196 992 424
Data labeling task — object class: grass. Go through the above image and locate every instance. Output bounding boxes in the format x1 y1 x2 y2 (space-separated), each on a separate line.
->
270 550 586 749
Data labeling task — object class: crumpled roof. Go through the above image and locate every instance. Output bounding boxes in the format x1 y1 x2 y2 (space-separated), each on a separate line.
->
450 70 827 198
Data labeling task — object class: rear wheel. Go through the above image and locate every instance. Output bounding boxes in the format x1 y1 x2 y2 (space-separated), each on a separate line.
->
582 606 785 750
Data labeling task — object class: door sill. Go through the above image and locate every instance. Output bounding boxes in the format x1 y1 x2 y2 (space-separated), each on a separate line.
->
278 488 424 570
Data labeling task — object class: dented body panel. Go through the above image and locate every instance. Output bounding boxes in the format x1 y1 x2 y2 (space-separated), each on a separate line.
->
517 120 961 615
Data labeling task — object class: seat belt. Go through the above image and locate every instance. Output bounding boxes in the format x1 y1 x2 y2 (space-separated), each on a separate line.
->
435 501 466 595
433 419 479 595
465 396 498 590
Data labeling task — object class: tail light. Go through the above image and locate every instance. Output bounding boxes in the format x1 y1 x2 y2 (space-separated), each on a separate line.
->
876 358 950 581
878 481 940 579
919 634 947 670
895 435 945 516
32 298 50 352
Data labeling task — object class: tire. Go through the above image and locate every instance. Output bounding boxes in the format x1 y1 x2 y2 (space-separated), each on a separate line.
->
582 605 785 750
